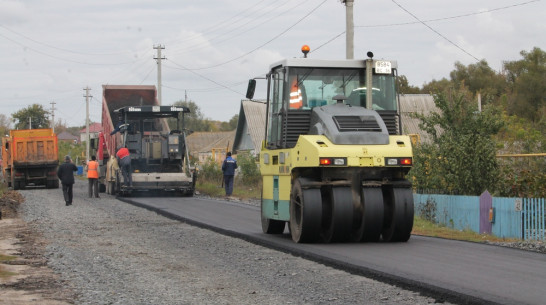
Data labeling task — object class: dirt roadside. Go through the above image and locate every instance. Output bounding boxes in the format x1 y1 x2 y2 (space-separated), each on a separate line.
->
0 190 75 305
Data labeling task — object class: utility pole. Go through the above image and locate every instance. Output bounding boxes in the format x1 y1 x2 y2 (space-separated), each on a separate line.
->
153 45 166 105
341 0 354 59
50 101 56 133
83 87 92 164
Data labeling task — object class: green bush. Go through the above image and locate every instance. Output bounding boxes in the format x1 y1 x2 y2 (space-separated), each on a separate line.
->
236 151 260 185
199 158 222 184
58 141 85 164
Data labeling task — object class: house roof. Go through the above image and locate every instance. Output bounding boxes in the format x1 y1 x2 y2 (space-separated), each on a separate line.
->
399 94 439 143
57 131 79 141
79 122 102 133
186 130 236 156
232 100 266 154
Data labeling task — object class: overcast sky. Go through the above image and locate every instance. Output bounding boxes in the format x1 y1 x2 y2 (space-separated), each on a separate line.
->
1 0 544 127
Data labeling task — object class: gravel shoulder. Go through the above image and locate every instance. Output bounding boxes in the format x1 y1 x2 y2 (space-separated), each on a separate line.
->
4 179 456 304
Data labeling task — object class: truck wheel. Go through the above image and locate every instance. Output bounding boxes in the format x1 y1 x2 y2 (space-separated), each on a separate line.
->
261 200 285 234
289 179 322 243
359 187 384 242
321 186 353 243
53 180 59 189
14 181 24 190
381 186 414 242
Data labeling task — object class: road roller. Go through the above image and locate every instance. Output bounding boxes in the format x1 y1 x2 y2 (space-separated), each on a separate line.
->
245 46 414 243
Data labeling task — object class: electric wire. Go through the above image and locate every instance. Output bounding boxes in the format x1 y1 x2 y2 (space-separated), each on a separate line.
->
166 60 245 96
174 0 328 71
0 32 140 66
164 0 271 47
391 0 479 61
0 24 148 57
169 0 304 55
313 0 540 54
163 81 247 93
139 65 156 85
360 0 540 28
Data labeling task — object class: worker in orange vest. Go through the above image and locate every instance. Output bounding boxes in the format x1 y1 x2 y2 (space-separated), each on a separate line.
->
86 155 100 198
289 78 303 109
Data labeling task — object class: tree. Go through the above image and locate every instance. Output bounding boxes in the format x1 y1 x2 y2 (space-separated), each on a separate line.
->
421 78 452 95
170 100 214 132
0 114 12 137
53 118 69 135
410 87 504 195
12 104 50 129
449 60 507 105
504 47 546 122
219 114 239 131
397 75 421 94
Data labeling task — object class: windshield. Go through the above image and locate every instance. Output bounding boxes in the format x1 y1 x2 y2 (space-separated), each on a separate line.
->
287 67 397 111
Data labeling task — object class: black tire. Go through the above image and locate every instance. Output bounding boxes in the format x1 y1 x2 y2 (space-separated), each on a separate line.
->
289 179 322 243
381 186 414 242
321 187 353 243
261 195 286 234
360 187 384 242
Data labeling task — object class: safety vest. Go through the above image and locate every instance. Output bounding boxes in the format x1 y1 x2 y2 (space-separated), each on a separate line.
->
289 79 302 109
87 160 99 179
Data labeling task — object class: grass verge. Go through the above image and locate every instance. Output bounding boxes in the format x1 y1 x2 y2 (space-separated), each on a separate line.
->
412 217 519 243
196 179 261 201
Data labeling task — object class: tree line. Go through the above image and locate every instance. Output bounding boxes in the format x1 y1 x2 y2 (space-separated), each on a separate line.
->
407 47 546 198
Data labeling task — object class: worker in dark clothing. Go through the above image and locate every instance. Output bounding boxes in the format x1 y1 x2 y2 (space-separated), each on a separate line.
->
57 155 78 206
116 146 132 187
221 151 237 196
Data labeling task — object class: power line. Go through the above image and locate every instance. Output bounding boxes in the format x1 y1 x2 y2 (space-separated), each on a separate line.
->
163 81 247 93
391 0 479 61
358 0 540 28
176 0 328 71
164 0 271 47
0 24 147 56
169 0 303 55
166 60 245 96
0 32 140 66
313 0 540 54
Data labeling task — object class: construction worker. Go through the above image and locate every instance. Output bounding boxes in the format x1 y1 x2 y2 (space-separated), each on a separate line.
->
86 155 100 198
289 77 303 109
116 146 132 187
221 152 237 197
57 155 77 206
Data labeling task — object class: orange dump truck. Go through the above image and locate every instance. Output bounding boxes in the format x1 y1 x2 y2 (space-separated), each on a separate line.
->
1 128 59 190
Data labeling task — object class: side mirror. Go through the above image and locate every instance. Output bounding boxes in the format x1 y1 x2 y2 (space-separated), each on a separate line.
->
246 79 256 100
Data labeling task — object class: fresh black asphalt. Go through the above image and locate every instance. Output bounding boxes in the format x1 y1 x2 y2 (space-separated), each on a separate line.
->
120 195 546 305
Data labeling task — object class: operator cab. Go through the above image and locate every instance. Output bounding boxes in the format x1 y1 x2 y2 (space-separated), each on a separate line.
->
246 47 401 149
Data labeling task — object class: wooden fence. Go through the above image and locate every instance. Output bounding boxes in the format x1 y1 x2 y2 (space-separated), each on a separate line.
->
413 192 545 241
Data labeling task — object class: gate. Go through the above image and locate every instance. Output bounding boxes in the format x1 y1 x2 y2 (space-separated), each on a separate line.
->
523 198 546 241
479 191 492 234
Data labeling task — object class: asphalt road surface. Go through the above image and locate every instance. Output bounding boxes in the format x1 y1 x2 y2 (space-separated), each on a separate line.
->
122 195 546 305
